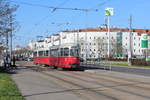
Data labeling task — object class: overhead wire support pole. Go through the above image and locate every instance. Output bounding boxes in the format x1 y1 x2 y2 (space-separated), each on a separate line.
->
107 16 110 59
105 8 114 70
10 14 13 60
128 15 132 66
84 11 90 66
6 24 9 67
107 15 111 70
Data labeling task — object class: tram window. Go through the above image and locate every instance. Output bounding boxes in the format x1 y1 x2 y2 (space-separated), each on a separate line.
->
39 51 44 57
50 49 58 56
70 49 74 56
33 52 37 57
70 49 79 57
60 48 64 56
50 49 55 56
54 49 58 56
64 48 69 56
76 49 79 57
45 50 49 56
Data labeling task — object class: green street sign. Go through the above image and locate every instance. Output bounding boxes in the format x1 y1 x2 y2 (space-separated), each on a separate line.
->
146 57 150 61
143 35 148 39
141 34 148 48
141 40 148 48
105 8 114 16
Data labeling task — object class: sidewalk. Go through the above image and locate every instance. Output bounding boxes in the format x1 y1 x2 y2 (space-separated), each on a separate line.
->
12 66 84 100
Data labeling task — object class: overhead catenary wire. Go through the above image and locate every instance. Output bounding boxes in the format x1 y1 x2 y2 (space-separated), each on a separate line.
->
11 0 106 47
51 0 70 12
17 0 72 42
10 0 99 12
10 0 99 36
91 0 111 9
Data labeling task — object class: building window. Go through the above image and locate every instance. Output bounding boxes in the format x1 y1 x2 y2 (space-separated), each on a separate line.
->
134 43 136 46
90 37 91 39
134 49 136 52
82 54 84 57
94 37 96 39
103 37 104 39
134 37 136 40
126 37 128 40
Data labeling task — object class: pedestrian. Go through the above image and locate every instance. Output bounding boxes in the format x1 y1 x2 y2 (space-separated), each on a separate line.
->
3 57 6 67
12 56 16 69
7 56 11 67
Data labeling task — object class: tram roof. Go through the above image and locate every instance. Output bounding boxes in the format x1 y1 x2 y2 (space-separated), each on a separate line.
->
50 43 78 49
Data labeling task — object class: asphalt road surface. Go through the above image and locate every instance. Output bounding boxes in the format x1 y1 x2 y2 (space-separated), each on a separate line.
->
12 61 150 100
82 64 150 76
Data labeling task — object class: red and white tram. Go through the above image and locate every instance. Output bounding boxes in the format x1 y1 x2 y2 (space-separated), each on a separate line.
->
33 44 80 69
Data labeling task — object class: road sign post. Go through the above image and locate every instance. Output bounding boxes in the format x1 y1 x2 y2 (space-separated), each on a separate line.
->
105 8 114 70
105 8 114 59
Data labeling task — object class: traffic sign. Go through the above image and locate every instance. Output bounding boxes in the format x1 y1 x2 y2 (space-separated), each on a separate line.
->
105 8 114 16
141 34 148 48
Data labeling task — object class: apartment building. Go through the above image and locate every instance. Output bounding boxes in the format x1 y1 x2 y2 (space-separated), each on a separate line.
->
28 28 150 59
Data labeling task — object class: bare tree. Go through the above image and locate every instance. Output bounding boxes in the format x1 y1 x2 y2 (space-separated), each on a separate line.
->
0 0 18 55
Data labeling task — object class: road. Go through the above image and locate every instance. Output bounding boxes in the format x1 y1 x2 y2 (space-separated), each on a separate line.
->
12 61 150 100
82 64 150 76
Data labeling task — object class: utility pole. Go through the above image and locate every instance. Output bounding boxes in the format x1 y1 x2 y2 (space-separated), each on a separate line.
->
128 15 132 66
85 11 88 65
105 8 114 59
107 16 110 58
10 14 13 59
6 26 9 65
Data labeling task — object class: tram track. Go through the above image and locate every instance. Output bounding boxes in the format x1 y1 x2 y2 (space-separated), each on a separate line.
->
20 64 118 100
54 71 150 100
40 71 119 100
70 71 150 90
17 62 150 100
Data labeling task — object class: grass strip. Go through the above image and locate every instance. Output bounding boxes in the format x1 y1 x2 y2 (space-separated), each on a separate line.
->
0 73 24 100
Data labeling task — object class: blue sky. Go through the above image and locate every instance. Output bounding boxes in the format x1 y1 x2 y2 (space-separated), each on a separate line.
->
11 0 150 47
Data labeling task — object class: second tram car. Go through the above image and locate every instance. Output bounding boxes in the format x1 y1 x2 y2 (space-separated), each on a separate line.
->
33 44 80 69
